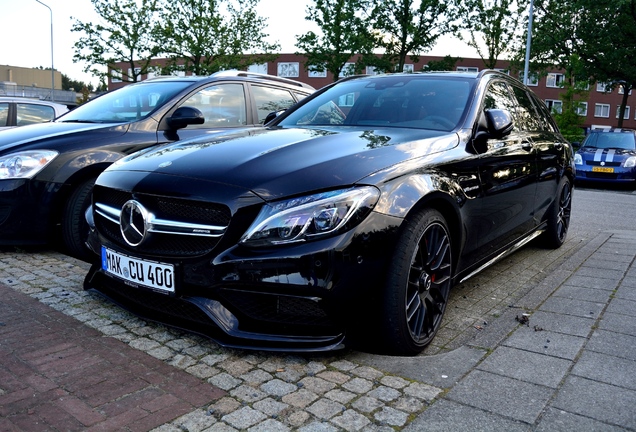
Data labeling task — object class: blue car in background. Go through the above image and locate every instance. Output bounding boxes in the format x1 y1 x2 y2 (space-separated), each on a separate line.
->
575 129 636 186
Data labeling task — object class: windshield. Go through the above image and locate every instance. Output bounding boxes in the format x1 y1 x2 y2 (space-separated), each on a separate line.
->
582 132 636 150
279 75 473 131
58 81 194 123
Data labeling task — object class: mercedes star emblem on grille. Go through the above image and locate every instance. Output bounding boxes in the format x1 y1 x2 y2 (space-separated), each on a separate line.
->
120 200 150 246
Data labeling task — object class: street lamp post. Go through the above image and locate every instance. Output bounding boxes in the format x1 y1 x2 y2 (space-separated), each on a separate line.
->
35 0 55 96
523 0 534 86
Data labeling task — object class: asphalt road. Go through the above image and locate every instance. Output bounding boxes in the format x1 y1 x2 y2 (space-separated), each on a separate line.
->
571 183 636 235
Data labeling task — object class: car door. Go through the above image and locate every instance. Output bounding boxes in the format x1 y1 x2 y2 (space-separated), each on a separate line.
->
474 80 538 256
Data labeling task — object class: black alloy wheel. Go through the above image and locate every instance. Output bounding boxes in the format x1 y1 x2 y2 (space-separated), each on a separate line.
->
382 208 453 355
543 176 572 249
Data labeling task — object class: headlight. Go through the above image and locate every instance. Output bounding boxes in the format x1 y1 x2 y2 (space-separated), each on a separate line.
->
0 150 58 179
241 186 380 246
624 156 636 168
574 153 582 165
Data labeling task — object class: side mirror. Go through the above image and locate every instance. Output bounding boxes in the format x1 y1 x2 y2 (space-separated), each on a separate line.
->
167 106 205 130
264 109 286 125
485 109 513 138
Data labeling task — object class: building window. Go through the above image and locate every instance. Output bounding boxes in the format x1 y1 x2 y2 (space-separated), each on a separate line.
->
457 66 478 72
519 71 538 86
576 102 588 117
277 62 299 78
340 63 356 77
146 66 162 79
366 66 379 75
402 64 414 73
110 68 122 83
248 63 268 74
494 68 510 75
596 82 611 93
618 85 632 95
546 73 565 88
594 103 610 118
545 99 562 114
616 105 630 119
308 66 327 78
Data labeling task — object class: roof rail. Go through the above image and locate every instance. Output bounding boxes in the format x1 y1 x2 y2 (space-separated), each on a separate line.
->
210 70 315 90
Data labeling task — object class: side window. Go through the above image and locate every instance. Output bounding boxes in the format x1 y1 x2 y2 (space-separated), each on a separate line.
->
0 103 9 126
251 85 296 124
510 86 541 131
482 81 518 130
528 92 558 132
182 84 246 128
16 103 56 126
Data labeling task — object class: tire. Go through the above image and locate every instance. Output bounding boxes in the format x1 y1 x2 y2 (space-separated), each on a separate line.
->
380 208 453 355
542 176 572 249
62 177 96 262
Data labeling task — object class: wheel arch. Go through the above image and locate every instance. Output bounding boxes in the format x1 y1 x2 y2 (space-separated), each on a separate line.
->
375 174 465 276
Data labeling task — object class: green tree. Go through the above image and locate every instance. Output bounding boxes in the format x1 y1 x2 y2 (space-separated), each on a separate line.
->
62 74 94 93
424 55 463 71
295 0 375 81
529 0 636 128
155 0 279 75
575 0 636 128
370 0 452 73
452 0 528 69
71 0 161 83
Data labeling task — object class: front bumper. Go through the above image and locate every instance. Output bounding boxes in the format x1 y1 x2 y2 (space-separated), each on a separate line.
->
0 178 60 244
575 166 636 183
84 211 401 352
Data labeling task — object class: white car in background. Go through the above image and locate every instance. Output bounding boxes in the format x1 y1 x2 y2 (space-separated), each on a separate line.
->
0 97 69 130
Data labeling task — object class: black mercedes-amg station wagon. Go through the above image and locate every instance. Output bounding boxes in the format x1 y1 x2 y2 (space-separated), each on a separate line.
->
84 71 574 355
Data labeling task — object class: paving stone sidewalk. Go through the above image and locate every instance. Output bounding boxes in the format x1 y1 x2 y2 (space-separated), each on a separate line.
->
1 228 634 430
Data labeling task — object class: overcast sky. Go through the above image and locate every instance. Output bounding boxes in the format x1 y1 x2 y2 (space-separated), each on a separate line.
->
1 0 479 87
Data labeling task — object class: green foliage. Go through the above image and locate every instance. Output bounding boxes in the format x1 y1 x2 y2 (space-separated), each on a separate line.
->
154 0 279 75
72 0 279 81
295 0 375 81
452 0 529 68
370 0 453 72
528 0 636 128
61 74 94 92
72 0 161 82
424 56 463 71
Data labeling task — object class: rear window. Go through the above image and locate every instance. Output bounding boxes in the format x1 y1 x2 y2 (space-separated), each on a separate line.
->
582 132 636 150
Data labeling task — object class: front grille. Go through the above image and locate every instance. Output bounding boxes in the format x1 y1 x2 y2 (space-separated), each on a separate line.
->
585 172 619 180
94 186 231 256
586 160 621 167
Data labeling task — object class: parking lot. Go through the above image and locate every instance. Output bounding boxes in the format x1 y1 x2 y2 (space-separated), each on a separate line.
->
2 186 635 431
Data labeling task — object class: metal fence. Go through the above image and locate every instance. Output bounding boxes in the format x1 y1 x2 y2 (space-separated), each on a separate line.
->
0 82 77 104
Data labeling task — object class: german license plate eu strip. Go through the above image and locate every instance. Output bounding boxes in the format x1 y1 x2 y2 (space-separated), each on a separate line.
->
101 247 175 293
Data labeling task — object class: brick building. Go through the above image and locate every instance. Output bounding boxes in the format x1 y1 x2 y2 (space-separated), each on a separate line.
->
108 53 636 131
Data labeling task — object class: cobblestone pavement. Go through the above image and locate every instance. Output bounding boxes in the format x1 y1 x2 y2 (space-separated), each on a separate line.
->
0 224 585 432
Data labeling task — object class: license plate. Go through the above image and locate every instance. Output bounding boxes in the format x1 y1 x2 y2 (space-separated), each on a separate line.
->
101 247 175 293
592 166 614 173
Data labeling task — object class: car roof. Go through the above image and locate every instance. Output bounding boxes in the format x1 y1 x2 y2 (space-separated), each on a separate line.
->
140 70 315 92
0 97 68 108
588 128 636 134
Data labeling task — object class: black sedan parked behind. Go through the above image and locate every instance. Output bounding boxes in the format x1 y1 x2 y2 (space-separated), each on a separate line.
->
84 71 574 355
0 71 314 260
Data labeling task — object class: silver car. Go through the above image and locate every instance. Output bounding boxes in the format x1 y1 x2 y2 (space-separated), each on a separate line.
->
0 97 69 130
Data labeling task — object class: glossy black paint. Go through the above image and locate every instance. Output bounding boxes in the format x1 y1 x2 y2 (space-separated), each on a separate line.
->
84 71 575 352
0 73 313 249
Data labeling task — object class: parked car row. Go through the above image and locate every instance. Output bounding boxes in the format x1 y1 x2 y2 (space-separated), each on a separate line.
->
1 70 575 355
0 71 314 260
79 70 574 355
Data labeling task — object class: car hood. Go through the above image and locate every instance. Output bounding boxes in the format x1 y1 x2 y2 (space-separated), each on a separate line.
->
105 126 459 200
0 121 123 153
577 146 636 158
